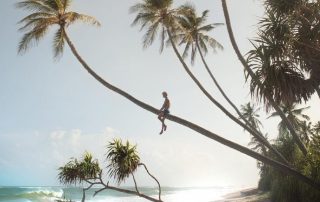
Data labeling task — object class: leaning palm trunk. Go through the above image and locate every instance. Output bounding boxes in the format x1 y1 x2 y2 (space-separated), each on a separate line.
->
221 0 308 155
195 40 289 164
196 40 252 131
167 30 288 164
62 29 320 190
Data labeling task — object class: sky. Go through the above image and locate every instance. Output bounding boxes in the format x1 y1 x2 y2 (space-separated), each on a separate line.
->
0 0 319 188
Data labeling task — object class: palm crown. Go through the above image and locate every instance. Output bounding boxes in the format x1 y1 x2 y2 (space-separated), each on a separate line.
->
268 103 310 134
16 0 100 58
106 139 140 184
240 102 263 132
174 5 223 64
130 0 189 52
58 152 101 185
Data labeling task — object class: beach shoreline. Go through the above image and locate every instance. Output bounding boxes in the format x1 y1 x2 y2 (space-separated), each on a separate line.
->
214 188 270 202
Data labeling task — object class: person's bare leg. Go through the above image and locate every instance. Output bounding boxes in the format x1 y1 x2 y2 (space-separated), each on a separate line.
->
158 112 165 134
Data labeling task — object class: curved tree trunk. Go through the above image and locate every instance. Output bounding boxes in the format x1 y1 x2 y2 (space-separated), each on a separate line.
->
131 173 140 194
195 40 288 164
62 30 320 190
139 163 162 201
220 0 308 155
81 183 95 202
168 30 288 164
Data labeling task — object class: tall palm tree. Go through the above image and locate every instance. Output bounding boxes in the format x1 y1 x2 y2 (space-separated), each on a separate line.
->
131 0 288 165
175 7 290 163
176 7 252 126
17 0 320 190
220 0 308 155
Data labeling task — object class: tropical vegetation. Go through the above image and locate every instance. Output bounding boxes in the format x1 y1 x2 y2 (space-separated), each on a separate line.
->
16 0 320 201
58 139 162 202
246 104 320 201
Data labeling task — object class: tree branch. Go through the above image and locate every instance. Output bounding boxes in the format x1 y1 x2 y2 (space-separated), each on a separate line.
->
131 173 140 194
139 163 162 201
91 172 162 202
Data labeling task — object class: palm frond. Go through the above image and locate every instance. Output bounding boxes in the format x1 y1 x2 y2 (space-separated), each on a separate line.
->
18 24 50 54
65 12 101 27
43 0 60 11
16 0 56 13
182 41 191 59
159 26 167 53
18 12 55 24
61 0 71 12
53 28 65 59
18 17 57 32
142 21 160 49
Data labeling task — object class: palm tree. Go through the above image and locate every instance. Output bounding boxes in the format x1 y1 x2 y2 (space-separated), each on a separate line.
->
16 0 100 59
240 102 268 155
131 0 289 165
58 152 101 202
268 103 310 135
106 139 162 200
240 102 263 132
263 0 320 99
58 152 101 185
106 139 140 185
17 0 320 190
220 0 308 155
174 6 223 64
176 7 256 128
175 6 291 164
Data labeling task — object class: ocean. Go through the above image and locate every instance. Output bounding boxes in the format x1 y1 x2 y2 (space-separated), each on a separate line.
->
0 186 241 202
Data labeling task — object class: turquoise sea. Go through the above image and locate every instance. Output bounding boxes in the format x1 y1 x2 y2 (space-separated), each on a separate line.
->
0 186 241 202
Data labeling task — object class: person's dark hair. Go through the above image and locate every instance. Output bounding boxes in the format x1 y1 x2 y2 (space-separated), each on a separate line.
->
162 91 167 97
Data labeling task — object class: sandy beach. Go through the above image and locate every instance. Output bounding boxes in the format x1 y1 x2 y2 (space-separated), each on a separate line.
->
214 188 270 202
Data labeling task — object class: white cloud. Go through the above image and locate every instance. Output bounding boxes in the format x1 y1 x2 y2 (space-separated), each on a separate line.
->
50 130 65 140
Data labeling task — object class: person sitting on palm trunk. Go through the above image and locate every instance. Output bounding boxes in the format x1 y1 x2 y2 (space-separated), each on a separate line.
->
158 91 170 135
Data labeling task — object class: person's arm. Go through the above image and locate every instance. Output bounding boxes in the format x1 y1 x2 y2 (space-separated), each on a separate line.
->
163 99 169 110
160 102 165 111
